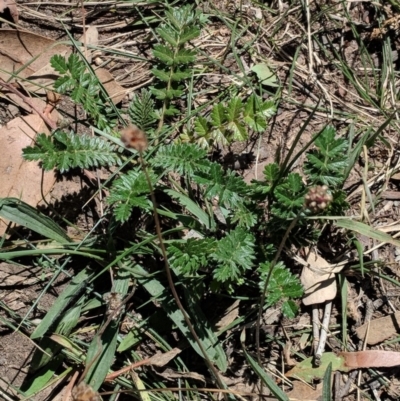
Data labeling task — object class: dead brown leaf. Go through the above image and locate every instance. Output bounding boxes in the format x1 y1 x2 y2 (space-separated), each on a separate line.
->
356 311 400 345
5 92 59 120
287 381 323 401
340 350 400 368
0 29 124 104
214 299 240 331
0 29 70 88
95 68 126 105
79 26 99 64
1 292 25 311
0 0 18 23
298 250 345 306
0 115 56 235
154 368 206 383
148 348 181 367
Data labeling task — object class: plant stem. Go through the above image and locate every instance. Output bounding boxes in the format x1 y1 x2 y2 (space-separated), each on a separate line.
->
256 208 304 365
139 151 228 400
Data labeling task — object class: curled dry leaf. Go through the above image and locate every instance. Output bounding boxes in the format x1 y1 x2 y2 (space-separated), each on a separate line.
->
214 299 240 331
79 26 99 64
154 368 206 384
296 250 345 306
0 0 18 23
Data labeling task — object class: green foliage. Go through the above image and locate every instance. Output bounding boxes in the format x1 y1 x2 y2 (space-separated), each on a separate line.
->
271 173 306 218
194 163 257 227
211 227 256 283
151 143 211 176
128 88 158 132
168 238 215 275
168 227 256 286
258 262 303 318
107 169 155 222
305 126 348 186
13 3 380 400
151 5 200 116
51 54 113 131
183 94 277 149
22 131 123 172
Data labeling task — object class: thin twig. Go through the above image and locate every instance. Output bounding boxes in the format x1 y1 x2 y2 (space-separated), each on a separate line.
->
0 78 57 130
314 300 332 366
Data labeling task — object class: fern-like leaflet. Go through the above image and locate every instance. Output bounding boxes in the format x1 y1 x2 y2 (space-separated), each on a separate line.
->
151 5 200 117
168 238 216 275
211 227 256 283
51 54 113 131
305 126 348 186
107 169 156 222
151 143 211 176
258 261 303 318
22 131 123 173
271 173 305 218
187 94 277 149
194 163 257 226
129 89 158 133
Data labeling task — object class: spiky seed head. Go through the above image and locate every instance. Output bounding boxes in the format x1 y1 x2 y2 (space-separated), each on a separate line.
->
121 125 148 152
305 185 333 213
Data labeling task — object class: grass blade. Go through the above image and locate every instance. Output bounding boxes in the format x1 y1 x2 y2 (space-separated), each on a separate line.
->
31 268 93 339
0 198 71 243
335 219 400 247
242 348 289 401
322 362 332 401
131 264 227 371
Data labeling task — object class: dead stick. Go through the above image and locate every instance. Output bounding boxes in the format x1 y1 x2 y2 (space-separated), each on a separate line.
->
0 78 57 130
105 358 152 381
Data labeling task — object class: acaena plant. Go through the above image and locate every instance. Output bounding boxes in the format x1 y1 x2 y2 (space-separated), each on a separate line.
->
20 6 353 323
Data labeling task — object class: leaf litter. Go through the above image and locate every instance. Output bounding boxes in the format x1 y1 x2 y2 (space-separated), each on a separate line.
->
0 26 125 235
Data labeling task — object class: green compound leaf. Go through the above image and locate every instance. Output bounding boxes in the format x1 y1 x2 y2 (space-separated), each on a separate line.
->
212 227 256 282
226 97 243 122
264 163 280 183
305 126 348 187
23 131 123 173
108 169 155 222
258 261 303 317
194 163 248 210
50 54 68 74
151 143 211 176
168 238 215 275
211 103 227 127
153 44 175 65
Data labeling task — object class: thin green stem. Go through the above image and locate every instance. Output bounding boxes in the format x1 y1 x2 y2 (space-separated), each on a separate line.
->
139 151 228 400
256 207 305 365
